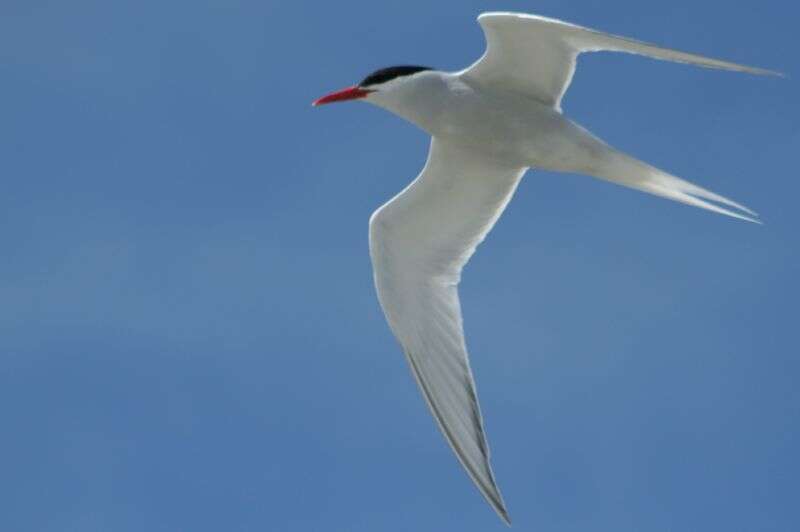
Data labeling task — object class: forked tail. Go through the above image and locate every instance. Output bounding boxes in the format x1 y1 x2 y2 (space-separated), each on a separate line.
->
594 150 759 223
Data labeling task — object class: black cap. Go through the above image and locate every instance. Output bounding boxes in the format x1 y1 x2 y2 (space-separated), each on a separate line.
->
359 66 433 87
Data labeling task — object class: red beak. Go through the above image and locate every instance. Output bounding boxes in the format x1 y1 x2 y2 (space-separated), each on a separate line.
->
313 85 372 106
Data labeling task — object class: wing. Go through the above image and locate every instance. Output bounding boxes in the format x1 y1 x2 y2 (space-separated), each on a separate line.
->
369 138 527 524
462 12 780 111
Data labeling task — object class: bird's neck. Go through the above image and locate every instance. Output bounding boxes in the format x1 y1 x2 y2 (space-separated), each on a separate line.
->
368 71 453 134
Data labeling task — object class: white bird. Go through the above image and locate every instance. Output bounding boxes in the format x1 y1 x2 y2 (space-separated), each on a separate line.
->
313 12 779 524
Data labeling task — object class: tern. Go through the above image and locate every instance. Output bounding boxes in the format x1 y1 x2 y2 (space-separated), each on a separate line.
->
313 12 778 524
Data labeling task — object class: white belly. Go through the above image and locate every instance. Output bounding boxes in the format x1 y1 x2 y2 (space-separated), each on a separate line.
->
370 71 615 174
431 81 613 173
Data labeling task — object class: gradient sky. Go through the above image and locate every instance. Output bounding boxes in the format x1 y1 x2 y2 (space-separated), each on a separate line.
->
1 1 798 531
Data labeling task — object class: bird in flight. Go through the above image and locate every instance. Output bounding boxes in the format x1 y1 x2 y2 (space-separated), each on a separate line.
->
313 12 778 524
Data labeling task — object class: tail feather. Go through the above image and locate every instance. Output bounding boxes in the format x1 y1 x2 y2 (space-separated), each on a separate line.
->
597 151 760 224
644 182 761 224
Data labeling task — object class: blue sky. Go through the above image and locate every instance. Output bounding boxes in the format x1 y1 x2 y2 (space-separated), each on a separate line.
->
1 1 797 531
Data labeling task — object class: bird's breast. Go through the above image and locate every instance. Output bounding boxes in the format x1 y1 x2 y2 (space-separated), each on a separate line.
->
432 87 569 166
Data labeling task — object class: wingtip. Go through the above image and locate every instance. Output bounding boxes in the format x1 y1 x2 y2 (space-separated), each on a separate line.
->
485 486 512 525
751 66 786 78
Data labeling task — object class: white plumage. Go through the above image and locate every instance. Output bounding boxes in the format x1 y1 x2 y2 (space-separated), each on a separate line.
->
315 12 779 524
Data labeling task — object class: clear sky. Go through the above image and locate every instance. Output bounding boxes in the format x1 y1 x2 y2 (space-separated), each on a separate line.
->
1 1 797 531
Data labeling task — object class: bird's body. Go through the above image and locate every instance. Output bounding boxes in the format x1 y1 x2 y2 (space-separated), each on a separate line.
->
371 71 606 173
314 12 779 524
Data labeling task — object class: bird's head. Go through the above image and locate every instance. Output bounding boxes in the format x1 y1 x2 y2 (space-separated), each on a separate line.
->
313 65 434 107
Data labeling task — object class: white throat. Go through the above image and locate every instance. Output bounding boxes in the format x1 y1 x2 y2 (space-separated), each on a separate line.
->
365 71 453 134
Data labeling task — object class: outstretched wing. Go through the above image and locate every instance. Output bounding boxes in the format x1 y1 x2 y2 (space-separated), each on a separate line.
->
369 138 527 524
462 12 780 111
